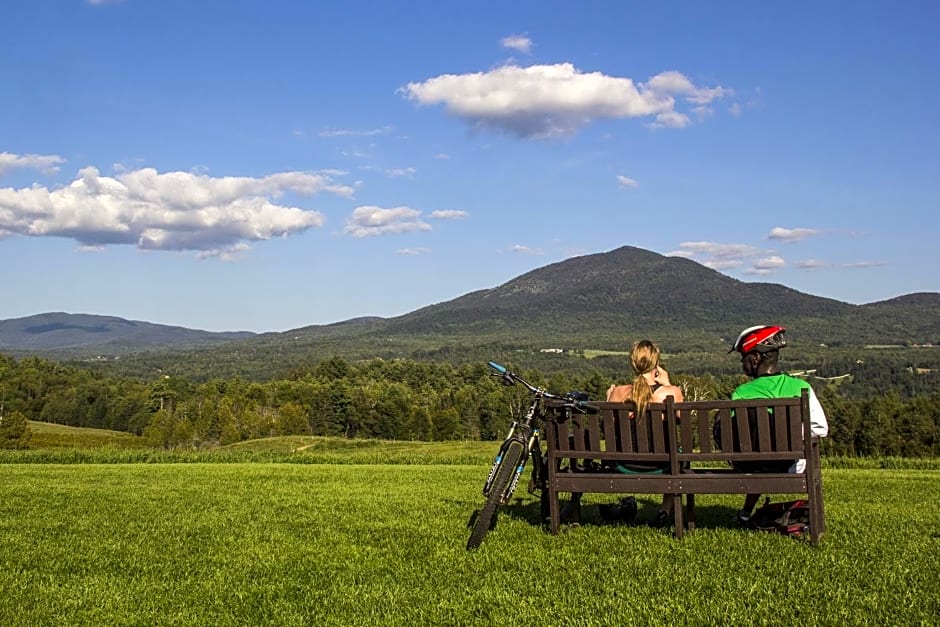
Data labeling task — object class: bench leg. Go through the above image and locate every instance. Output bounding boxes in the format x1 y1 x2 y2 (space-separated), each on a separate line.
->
685 494 696 532
671 494 684 539
548 486 561 535
809 472 826 545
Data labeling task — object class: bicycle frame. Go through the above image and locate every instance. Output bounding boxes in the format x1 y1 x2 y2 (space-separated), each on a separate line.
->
467 361 590 549
480 362 554 503
482 398 542 504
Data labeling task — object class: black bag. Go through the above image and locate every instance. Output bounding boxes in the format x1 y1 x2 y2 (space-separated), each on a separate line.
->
749 498 810 538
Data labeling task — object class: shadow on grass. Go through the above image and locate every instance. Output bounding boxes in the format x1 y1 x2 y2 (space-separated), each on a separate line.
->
496 495 743 534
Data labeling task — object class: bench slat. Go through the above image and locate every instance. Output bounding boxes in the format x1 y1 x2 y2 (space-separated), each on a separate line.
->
696 409 712 453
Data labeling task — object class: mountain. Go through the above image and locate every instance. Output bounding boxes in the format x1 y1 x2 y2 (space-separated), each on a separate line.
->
277 246 936 349
2 247 937 370
0 312 255 352
377 246 852 341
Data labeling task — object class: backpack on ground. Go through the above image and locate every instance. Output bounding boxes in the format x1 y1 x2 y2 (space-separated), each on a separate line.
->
749 498 810 538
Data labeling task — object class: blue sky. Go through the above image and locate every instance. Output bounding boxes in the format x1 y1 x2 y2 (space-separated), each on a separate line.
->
1 1 937 332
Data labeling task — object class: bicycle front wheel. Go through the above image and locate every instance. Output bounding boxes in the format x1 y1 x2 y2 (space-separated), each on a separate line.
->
467 438 526 550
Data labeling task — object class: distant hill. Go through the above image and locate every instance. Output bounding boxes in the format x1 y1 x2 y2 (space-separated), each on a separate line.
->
0 312 255 353
2 247 937 374
279 246 937 350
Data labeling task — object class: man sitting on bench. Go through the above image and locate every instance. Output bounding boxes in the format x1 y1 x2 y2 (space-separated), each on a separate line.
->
723 325 829 526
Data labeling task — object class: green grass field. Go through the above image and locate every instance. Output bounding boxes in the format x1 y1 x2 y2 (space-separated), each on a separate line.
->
25 420 150 449
1 455 938 625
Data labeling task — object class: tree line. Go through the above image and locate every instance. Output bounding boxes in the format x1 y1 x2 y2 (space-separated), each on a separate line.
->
0 352 938 456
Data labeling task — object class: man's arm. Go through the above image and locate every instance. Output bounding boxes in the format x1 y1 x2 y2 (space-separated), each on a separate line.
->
807 387 829 437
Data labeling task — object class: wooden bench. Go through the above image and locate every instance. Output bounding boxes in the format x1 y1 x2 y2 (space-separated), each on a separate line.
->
543 391 826 544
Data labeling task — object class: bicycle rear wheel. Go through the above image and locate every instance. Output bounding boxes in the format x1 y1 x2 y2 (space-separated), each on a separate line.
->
466 438 526 550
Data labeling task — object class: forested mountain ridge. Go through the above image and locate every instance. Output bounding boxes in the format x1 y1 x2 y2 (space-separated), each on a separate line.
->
279 246 936 351
2 247 938 370
0 312 255 352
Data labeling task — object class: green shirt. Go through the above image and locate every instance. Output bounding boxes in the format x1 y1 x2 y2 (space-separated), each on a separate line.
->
732 374 829 437
732 373 811 401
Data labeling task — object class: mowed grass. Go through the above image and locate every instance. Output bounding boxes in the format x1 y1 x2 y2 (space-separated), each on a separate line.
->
26 420 150 449
1 461 938 626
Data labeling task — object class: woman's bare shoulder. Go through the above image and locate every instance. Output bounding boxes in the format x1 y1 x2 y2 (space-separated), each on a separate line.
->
606 384 633 402
652 384 684 402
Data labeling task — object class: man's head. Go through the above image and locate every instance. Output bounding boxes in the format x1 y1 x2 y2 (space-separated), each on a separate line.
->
730 325 786 378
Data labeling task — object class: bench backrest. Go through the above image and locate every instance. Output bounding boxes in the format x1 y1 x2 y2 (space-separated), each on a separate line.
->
545 390 813 469
545 399 674 468
674 393 811 464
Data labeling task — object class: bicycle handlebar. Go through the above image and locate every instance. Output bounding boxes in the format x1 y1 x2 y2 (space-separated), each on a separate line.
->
487 360 594 410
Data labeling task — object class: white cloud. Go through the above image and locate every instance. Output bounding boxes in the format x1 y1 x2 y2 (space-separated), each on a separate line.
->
670 241 761 261
396 247 431 255
768 226 820 242
645 70 731 104
429 210 468 220
843 261 888 269
360 165 416 178
197 242 252 262
511 244 543 255
668 241 772 272
343 205 431 237
384 167 417 178
0 166 350 255
402 65 729 139
433 153 450 160
649 111 691 129
796 259 828 270
729 102 742 117
745 255 786 275
501 34 533 54
318 126 393 138
705 259 744 270
0 152 67 176
617 175 639 188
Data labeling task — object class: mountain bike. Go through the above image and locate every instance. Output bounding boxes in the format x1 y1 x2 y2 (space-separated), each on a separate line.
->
466 361 591 550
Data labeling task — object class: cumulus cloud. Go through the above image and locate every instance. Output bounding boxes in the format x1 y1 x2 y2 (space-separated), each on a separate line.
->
0 166 351 256
501 34 533 54
670 240 796 276
401 64 729 138
768 226 821 242
617 175 639 188
429 210 468 220
343 205 431 237
649 111 691 129
668 241 762 269
0 152 67 176
396 247 431 255
745 255 786 275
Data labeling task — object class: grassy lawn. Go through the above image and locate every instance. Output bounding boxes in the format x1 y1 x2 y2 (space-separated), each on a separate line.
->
25 420 150 449
1 461 938 626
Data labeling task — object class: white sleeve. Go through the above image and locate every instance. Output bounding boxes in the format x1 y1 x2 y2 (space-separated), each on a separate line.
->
807 387 829 437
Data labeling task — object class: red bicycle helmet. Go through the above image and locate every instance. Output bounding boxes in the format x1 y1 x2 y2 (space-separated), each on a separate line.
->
730 325 787 354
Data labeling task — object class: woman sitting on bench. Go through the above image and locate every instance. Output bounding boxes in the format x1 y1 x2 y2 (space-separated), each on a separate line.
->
602 339 685 527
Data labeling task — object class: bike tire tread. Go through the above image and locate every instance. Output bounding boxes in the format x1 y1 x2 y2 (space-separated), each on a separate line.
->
466 439 525 550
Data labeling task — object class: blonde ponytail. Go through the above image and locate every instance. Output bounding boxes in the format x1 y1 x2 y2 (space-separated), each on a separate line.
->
630 340 661 416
